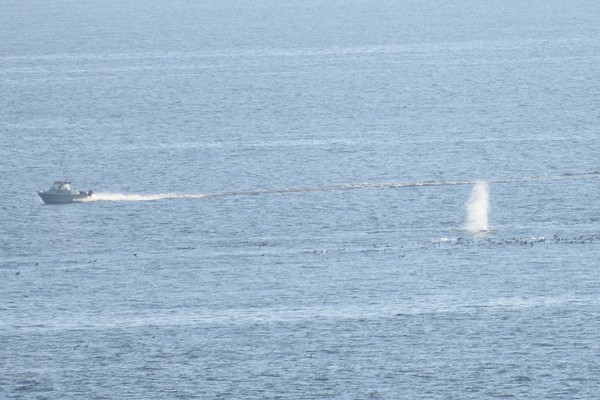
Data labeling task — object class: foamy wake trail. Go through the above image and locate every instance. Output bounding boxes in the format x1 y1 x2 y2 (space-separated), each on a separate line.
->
80 171 599 203
84 193 207 202
83 181 468 203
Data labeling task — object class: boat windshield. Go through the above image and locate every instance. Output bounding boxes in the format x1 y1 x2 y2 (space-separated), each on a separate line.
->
51 181 72 191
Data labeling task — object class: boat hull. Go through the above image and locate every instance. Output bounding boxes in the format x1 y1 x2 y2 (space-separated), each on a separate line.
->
38 190 93 204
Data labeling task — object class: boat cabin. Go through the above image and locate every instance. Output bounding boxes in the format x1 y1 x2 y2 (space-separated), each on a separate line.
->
50 181 73 192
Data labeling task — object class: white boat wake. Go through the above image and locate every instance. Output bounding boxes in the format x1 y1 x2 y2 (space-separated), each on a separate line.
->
83 192 207 202
81 171 599 203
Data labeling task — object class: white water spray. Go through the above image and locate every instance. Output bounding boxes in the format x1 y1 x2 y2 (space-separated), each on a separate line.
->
465 181 489 234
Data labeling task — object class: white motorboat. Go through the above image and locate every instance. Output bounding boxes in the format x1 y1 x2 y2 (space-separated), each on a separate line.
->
38 181 93 204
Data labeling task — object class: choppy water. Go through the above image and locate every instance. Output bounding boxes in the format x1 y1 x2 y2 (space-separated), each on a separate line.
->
2 1 600 398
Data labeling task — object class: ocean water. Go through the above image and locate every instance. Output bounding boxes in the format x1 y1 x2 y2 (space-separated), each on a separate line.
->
1 0 600 398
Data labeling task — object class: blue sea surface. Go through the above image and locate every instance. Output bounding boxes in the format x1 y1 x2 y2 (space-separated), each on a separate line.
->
1 1 600 398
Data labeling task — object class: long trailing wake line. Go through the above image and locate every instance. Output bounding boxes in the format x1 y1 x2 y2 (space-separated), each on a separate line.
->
82 171 600 203
84 193 207 202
